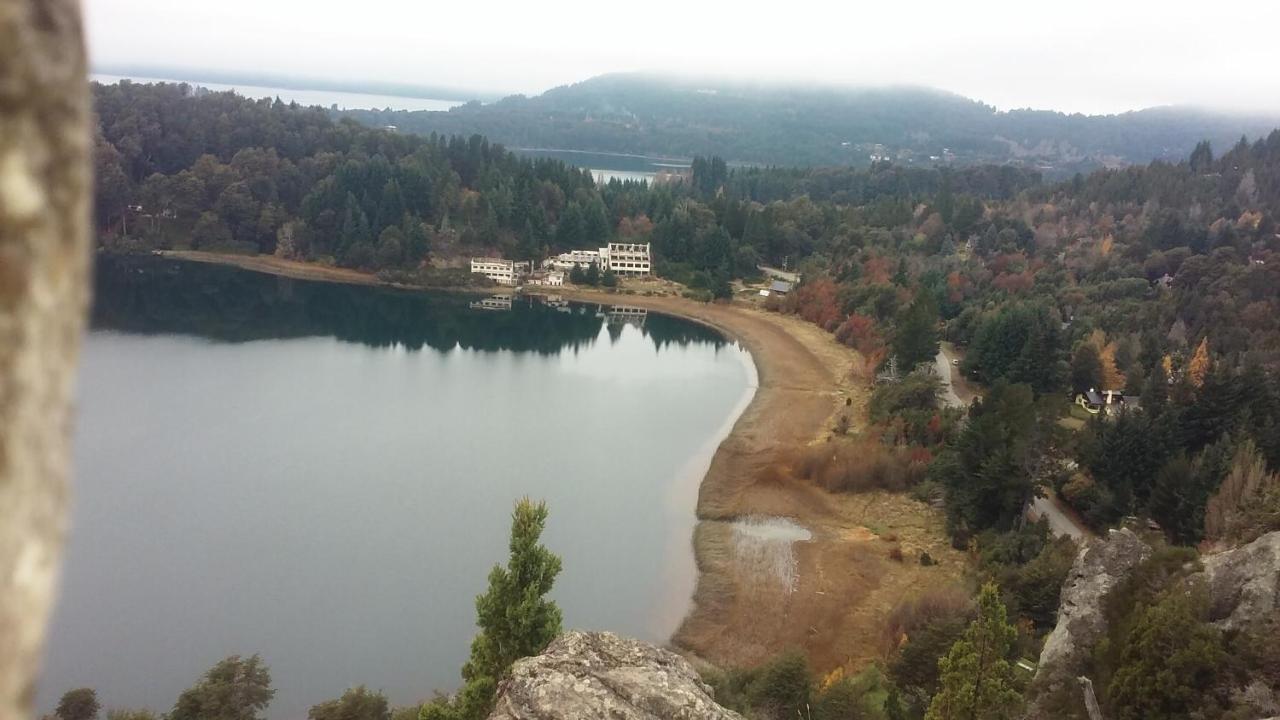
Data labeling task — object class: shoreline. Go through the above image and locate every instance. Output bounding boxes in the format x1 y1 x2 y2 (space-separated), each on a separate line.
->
152 250 966 673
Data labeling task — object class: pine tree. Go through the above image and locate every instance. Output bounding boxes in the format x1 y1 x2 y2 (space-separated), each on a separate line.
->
1070 342 1104 392
892 293 940 370
925 583 1021 720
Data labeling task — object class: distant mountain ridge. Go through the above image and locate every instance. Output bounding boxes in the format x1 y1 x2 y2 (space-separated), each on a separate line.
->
341 73 1280 176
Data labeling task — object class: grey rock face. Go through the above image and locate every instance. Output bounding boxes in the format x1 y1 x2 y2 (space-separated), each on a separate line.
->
1027 529 1280 719
487 631 743 720
1203 531 1280 631
1025 528 1152 718
1035 528 1153 682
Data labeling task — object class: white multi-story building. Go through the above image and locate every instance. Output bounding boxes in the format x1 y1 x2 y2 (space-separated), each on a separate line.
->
604 242 651 276
470 258 517 286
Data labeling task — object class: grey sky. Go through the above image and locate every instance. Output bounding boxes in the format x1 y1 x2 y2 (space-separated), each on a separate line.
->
87 0 1280 115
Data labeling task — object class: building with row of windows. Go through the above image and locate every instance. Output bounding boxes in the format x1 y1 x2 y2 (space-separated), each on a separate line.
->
469 258 530 286
473 243 651 286
604 243 651 275
544 243 651 276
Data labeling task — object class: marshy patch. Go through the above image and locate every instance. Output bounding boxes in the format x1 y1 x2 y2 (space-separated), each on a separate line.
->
729 516 813 593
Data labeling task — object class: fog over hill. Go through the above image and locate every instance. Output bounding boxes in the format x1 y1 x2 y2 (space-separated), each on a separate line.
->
341 73 1280 176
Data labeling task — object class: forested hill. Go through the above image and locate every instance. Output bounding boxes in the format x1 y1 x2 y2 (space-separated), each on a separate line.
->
340 74 1280 175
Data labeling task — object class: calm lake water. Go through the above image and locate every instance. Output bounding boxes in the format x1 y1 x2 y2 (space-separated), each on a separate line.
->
41 257 754 719
92 74 463 112
513 149 692 184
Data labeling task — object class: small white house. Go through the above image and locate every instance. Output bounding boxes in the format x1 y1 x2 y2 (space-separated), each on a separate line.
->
528 270 565 287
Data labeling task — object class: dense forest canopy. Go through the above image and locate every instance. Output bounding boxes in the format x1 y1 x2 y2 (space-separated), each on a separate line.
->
340 73 1280 175
92 80 1037 288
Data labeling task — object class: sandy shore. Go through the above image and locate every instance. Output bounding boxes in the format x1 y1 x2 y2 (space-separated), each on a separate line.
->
157 251 967 674
158 250 396 287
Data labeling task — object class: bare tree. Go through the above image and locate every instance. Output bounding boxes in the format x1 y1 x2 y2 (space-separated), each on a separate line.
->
0 2 92 719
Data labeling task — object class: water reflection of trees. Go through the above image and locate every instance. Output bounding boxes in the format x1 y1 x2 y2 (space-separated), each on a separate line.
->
92 256 727 355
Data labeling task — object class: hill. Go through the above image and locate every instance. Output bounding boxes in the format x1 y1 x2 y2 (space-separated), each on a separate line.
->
340 73 1280 176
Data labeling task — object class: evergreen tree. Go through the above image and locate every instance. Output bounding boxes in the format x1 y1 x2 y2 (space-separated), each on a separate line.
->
309 687 390 720
932 382 1037 539
170 655 275 720
339 192 372 255
1107 588 1224 720
925 583 1021 720
436 499 562 720
581 198 611 244
893 293 940 370
375 179 405 234
1188 140 1214 173
55 689 100 720
554 203 584 248
1070 343 1104 392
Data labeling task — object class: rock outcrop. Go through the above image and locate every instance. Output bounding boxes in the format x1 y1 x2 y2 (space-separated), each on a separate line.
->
1027 529 1280 719
1203 531 1280 631
487 631 742 720
1027 527 1152 715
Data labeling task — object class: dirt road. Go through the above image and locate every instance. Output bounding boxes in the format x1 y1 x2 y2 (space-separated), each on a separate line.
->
933 343 1090 542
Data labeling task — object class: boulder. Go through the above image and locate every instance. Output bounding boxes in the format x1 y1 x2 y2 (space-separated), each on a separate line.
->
487 631 743 720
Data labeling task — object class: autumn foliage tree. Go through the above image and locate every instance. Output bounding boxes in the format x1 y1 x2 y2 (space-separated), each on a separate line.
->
1204 440 1280 546
785 278 843 331
1187 337 1211 389
835 313 886 361
1088 330 1127 391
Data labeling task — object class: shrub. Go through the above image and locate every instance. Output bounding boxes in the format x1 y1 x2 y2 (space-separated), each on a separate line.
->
1106 585 1225 720
883 586 974 658
746 651 812 719
792 439 926 493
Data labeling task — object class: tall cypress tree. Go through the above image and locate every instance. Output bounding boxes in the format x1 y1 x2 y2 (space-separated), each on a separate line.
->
893 293 940 370
926 583 1021 720
422 499 562 720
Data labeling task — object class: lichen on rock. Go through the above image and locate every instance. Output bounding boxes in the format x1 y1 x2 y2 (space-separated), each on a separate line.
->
487 631 743 720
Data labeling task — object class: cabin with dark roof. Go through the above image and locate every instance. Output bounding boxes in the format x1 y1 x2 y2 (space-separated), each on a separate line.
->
1075 389 1140 416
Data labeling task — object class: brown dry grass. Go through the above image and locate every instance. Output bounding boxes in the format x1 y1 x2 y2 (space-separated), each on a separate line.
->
789 440 927 493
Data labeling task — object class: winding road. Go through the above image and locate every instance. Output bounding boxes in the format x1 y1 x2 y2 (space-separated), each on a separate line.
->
934 347 1089 541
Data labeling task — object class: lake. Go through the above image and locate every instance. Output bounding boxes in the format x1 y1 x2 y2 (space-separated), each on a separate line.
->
513 149 692 185
91 74 463 112
40 257 754 719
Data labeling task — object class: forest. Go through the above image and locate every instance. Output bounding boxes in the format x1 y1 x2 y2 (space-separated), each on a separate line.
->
340 73 1280 174
89 78 1280 719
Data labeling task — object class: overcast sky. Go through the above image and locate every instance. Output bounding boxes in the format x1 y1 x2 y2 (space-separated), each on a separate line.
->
86 0 1280 115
